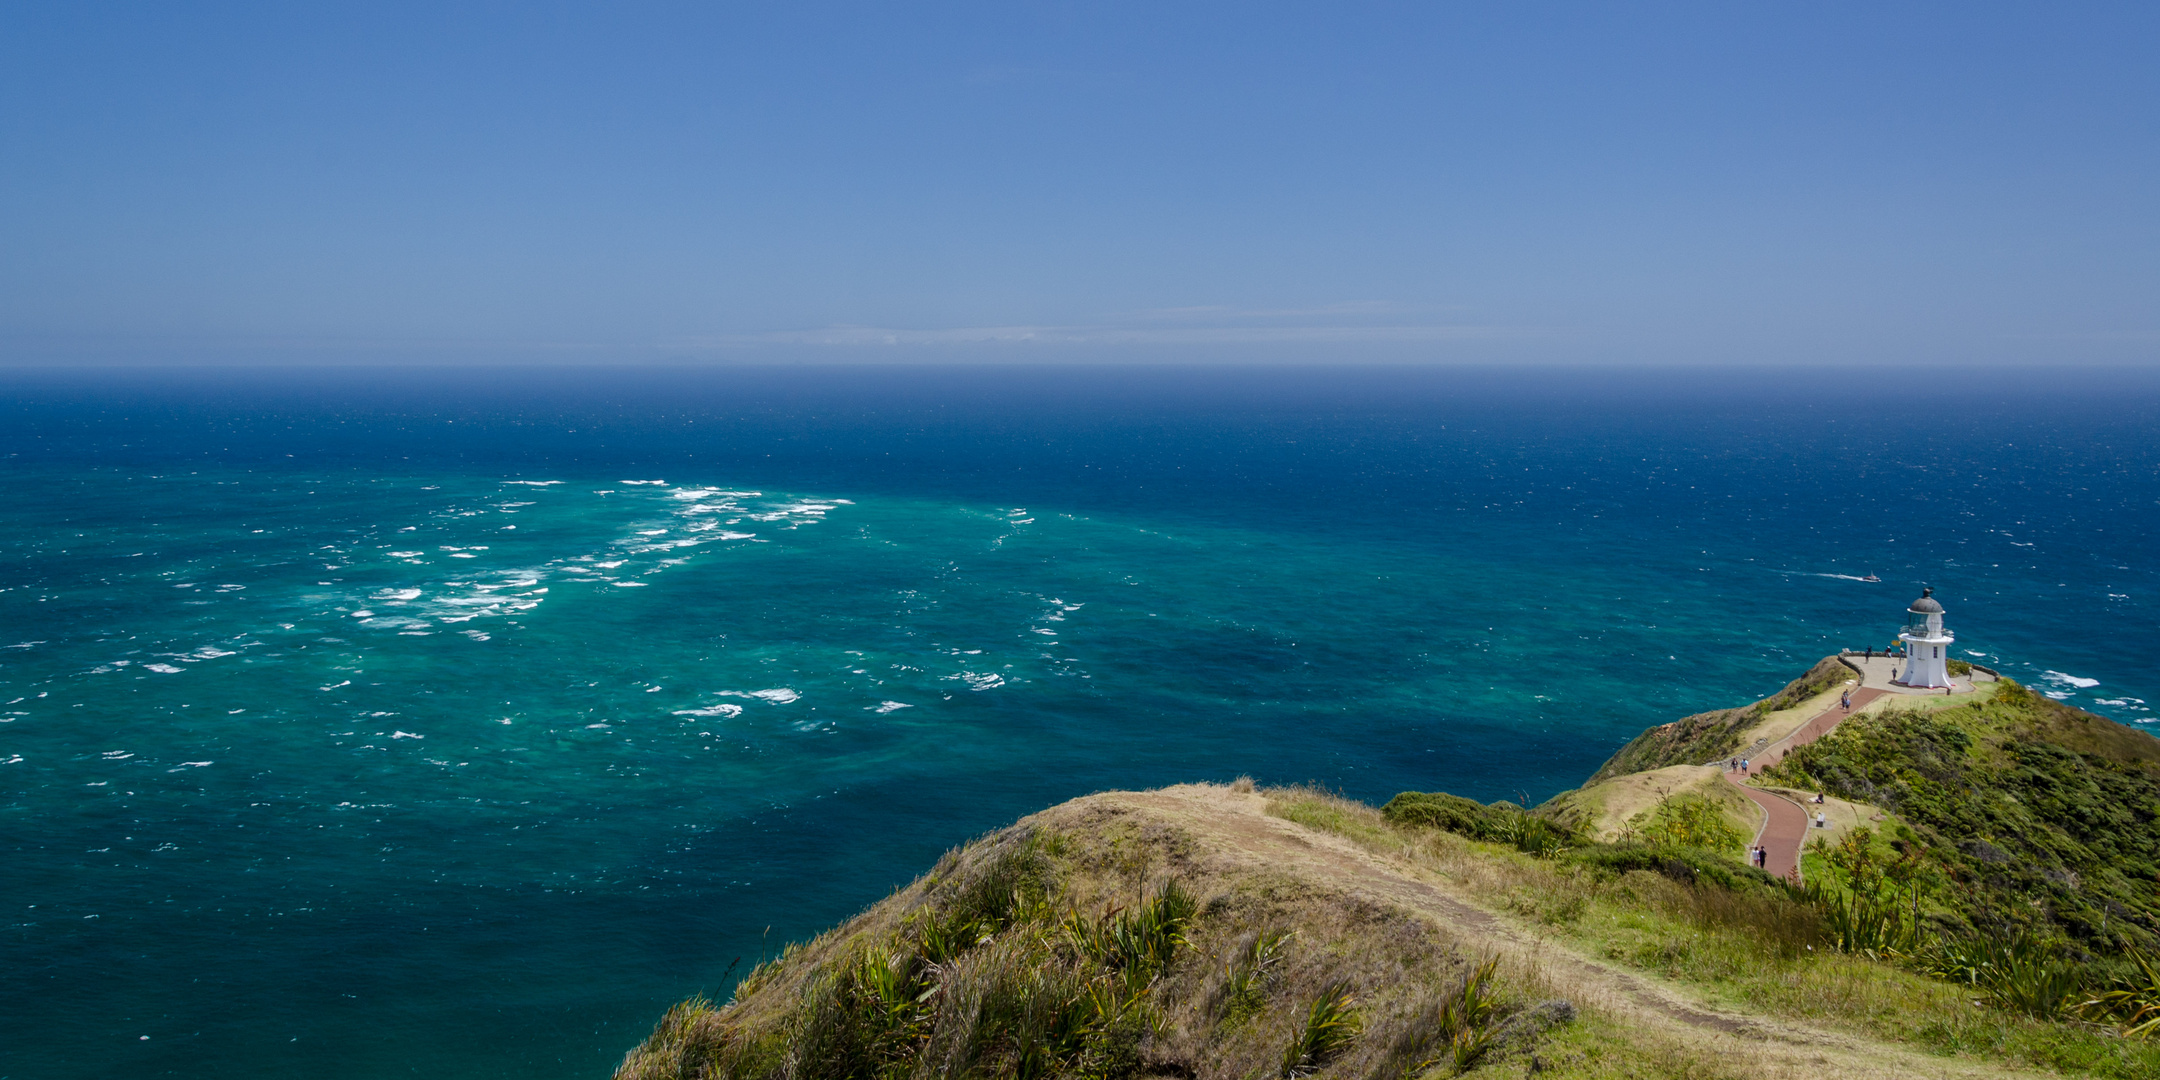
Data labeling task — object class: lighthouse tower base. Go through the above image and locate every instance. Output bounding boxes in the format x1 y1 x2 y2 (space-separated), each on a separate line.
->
1895 633 1954 688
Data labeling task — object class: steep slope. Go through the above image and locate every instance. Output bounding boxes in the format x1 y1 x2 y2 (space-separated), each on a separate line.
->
1764 678 2160 948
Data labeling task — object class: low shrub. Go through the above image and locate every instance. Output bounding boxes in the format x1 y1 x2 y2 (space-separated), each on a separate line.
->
1382 791 1581 855
2082 945 2160 1039
1567 842 1783 894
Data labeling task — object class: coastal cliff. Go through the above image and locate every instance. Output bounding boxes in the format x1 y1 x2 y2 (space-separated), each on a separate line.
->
1585 656 1852 782
617 662 2160 1079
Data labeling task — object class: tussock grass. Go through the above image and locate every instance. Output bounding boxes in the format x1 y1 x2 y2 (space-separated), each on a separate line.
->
618 790 1574 1080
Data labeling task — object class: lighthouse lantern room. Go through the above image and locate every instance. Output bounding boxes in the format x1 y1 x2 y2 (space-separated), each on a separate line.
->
1895 587 1954 688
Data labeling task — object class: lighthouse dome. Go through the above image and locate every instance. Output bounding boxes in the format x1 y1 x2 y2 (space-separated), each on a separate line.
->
1908 587 1944 615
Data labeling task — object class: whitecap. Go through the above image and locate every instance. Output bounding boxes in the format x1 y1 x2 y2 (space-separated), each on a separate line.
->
374 589 423 602
142 663 184 674
673 704 745 719
450 553 477 558
173 761 212 768
2041 671 2101 689
387 551 425 559
102 751 134 759
2043 690 2073 700
503 480 562 486
948 672 1005 691
621 479 668 485
719 688 800 704
871 701 912 713
349 610 374 618
192 648 236 659
390 731 423 740
614 581 650 587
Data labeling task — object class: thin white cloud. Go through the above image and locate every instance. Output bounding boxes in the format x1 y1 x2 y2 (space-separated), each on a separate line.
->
672 323 1528 348
1124 301 1433 323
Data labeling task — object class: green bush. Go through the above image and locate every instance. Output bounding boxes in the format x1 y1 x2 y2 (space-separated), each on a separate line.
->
1624 793 1746 855
1924 929 2085 1020
1566 842 1784 893
1382 791 1581 855
1280 980 1361 1078
2081 946 2160 1039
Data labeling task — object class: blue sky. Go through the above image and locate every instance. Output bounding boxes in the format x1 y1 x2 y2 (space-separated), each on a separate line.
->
2 2 2155 364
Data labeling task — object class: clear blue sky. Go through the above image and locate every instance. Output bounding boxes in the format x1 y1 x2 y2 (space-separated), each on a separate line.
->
2 2 2155 365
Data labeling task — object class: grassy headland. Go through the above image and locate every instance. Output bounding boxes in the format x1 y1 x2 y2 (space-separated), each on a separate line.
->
617 661 2160 1079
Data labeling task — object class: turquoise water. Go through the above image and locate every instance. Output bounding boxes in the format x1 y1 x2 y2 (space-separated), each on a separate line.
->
3 365 2155 1077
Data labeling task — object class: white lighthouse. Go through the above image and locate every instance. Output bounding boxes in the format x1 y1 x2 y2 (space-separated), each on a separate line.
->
1895 587 1954 688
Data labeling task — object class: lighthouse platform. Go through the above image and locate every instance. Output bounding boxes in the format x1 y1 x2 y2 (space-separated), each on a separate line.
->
1839 652 1989 696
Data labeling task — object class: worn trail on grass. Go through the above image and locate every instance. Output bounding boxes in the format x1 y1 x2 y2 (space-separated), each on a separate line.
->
1724 687 1887 882
1063 784 2044 1080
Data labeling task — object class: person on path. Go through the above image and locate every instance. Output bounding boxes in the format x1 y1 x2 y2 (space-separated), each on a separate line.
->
1841 689 1853 710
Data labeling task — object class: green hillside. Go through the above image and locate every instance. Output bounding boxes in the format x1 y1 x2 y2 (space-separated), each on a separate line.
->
1764 677 2160 949
613 663 2160 1079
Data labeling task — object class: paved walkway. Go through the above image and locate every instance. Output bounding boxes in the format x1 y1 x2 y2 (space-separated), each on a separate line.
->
1721 686 1886 883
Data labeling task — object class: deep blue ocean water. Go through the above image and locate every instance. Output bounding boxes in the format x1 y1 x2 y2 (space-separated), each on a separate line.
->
2 364 2155 1079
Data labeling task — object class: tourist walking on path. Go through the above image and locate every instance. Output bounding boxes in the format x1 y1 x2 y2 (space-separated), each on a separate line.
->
1723 686 1886 883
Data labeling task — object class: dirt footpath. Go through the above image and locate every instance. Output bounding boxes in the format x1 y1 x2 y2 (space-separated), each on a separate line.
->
1050 784 2046 1080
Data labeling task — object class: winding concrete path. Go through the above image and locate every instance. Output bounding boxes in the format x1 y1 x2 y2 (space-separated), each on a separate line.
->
1722 687 1886 883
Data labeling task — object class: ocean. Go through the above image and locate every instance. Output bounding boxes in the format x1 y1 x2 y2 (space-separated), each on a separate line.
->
2 364 2154 1078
